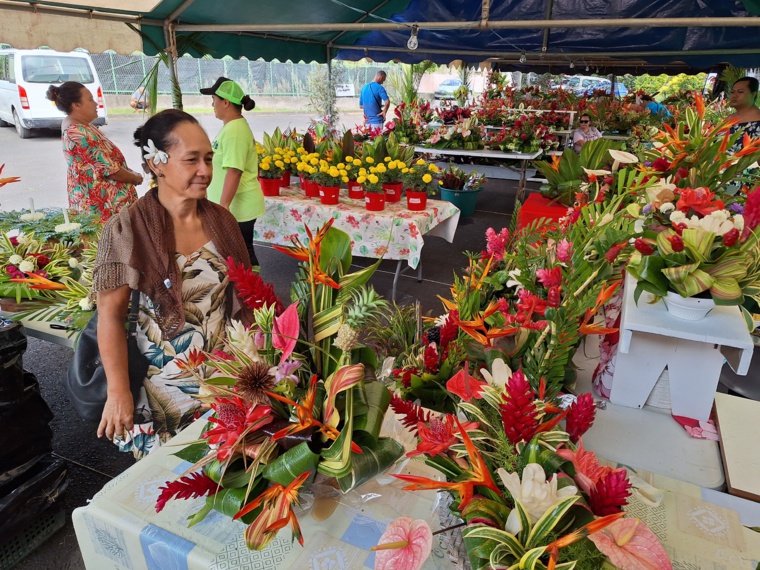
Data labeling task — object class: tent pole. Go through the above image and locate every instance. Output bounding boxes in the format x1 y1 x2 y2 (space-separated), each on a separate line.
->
480 0 491 28
541 0 554 53
163 21 183 110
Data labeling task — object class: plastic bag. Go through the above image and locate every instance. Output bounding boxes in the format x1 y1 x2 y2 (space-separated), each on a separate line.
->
0 318 27 403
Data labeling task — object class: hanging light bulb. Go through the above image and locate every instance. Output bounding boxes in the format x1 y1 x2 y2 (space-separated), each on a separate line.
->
407 25 419 50
585 65 590 72
519 53 527 64
569 61 575 69
596 67 600 74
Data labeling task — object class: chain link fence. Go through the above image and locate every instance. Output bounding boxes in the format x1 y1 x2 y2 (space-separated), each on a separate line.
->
91 52 387 97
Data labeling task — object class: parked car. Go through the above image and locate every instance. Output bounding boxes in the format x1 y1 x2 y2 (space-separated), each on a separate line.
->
0 48 107 139
434 78 463 100
581 81 629 98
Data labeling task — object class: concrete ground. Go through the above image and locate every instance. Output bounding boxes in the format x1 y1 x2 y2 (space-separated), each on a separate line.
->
2 112 530 569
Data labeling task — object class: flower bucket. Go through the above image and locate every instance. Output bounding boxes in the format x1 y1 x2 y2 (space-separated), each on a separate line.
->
382 182 403 203
365 192 385 211
440 187 481 217
347 180 364 200
662 291 715 321
280 171 291 188
303 179 320 198
318 185 340 205
406 189 427 211
259 177 281 197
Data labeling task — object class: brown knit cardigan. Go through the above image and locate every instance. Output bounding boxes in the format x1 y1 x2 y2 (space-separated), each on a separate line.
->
93 188 252 338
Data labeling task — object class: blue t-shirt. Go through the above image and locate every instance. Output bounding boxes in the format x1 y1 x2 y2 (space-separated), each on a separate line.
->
360 82 389 125
645 101 671 119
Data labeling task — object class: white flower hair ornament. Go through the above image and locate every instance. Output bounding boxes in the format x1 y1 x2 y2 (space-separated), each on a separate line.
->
143 139 169 165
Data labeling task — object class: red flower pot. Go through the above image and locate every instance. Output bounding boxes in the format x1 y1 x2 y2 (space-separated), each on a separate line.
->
347 180 364 200
365 192 385 211
303 179 320 197
382 182 403 202
280 171 291 187
318 185 340 205
259 177 281 197
406 189 428 211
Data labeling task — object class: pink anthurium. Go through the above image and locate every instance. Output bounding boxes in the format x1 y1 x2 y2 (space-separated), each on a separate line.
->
272 302 299 363
588 517 672 570
372 517 432 570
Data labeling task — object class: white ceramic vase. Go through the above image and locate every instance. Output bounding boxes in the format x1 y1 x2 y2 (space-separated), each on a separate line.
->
662 291 715 321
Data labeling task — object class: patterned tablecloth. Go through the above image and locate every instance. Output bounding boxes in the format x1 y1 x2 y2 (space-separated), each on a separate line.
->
254 187 461 269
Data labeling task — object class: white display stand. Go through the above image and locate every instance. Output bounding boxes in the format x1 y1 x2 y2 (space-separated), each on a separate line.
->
609 274 754 421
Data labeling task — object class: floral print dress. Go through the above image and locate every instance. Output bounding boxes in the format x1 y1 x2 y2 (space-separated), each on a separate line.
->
115 242 229 459
62 123 138 222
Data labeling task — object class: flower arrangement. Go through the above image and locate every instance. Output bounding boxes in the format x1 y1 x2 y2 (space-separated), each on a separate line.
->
628 185 760 320
400 159 440 195
0 208 100 245
352 123 383 143
487 113 559 154
155 220 404 550
436 103 471 125
388 100 433 144
426 116 484 150
388 361 669 570
438 164 486 192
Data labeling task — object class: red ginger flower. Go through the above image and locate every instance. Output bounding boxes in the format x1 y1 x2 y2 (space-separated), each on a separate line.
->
589 468 632 516
566 393 596 443
226 256 283 315
156 471 218 513
634 238 654 255
499 369 539 446
390 394 430 436
742 186 760 240
423 344 439 373
536 266 562 288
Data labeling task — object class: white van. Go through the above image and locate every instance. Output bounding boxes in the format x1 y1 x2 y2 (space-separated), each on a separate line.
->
0 48 107 139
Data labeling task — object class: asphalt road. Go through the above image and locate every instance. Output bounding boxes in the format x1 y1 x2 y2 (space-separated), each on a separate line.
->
0 110 364 212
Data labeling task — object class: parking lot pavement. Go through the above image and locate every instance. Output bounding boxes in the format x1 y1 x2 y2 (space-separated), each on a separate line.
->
0 111 363 212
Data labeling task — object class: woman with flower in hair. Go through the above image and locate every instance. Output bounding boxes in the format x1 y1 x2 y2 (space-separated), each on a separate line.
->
92 109 255 458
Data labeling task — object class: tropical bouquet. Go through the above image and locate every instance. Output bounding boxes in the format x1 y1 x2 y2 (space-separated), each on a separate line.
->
487 114 559 154
352 123 383 143
389 364 671 570
388 100 434 144
438 164 486 193
627 185 760 325
0 208 100 245
436 104 472 125
426 117 484 150
154 220 405 550
400 159 441 195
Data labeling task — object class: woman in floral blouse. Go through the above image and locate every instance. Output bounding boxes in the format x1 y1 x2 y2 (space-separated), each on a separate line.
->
46 81 143 221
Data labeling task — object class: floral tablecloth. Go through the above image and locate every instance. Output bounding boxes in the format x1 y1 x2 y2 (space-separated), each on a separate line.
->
254 187 461 269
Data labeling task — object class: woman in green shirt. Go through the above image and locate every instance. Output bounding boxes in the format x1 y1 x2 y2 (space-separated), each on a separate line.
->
201 77 261 265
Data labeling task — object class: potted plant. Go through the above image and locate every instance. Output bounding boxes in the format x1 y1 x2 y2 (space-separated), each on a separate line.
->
376 158 406 202
438 164 486 217
401 159 440 211
345 156 365 199
627 186 760 323
257 153 285 197
312 160 348 205
356 169 385 211
296 152 321 197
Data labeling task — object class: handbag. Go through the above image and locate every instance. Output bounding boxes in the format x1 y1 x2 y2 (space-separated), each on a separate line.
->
66 290 149 422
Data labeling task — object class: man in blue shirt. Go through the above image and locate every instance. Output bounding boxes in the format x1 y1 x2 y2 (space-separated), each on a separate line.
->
359 71 390 126
641 94 671 120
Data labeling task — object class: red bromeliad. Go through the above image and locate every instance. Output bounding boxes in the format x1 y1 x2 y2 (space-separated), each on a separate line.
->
395 417 501 510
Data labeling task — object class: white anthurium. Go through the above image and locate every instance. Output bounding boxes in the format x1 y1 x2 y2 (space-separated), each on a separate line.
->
8 254 23 265
68 257 80 269
597 212 615 226
227 319 261 361
480 358 512 390
608 149 639 172
685 214 734 236
582 167 612 178
498 463 578 535
634 218 645 233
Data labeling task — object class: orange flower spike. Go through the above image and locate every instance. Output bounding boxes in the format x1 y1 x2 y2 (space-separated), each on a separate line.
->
10 274 67 290
547 512 626 551
454 416 502 504
718 129 732 154
695 93 705 119
0 164 21 187
591 280 621 315
549 154 561 172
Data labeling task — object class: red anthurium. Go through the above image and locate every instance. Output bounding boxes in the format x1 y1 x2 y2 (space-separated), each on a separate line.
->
589 517 672 570
272 301 300 362
446 362 488 402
